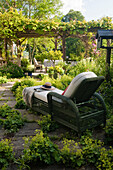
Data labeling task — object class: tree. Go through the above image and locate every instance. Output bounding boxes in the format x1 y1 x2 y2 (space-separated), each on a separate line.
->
66 37 85 61
61 10 85 60
0 0 63 19
62 9 84 22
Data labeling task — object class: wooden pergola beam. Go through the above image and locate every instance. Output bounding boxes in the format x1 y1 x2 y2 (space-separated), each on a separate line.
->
16 27 101 60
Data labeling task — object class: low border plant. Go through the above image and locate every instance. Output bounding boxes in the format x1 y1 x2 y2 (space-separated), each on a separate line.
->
104 115 113 145
0 104 24 134
37 114 59 133
18 130 60 169
0 139 15 169
0 76 8 84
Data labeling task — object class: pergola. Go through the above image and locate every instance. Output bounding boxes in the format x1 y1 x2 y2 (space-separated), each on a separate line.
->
16 27 98 60
0 10 113 80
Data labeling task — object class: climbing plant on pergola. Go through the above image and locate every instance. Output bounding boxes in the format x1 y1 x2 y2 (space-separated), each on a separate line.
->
0 8 113 80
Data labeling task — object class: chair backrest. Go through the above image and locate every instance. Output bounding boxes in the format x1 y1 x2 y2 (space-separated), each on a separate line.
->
63 72 104 103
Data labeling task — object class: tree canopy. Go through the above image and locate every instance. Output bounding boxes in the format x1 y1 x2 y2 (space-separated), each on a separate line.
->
0 0 63 19
61 10 85 60
62 9 84 22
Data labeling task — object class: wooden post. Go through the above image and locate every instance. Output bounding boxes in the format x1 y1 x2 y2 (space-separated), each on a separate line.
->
62 35 66 60
55 39 57 51
4 38 8 65
17 40 21 66
106 48 111 82
0 48 2 58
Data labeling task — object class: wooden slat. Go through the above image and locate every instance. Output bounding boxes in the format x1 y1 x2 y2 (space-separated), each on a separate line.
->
52 105 76 118
54 116 78 132
81 110 104 120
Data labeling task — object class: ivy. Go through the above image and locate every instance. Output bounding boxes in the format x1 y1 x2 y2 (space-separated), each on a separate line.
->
0 8 113 40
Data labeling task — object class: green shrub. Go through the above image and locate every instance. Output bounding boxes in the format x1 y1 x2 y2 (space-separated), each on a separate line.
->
11 78 37 94
26 65 34 73
15 99 27 109
0 104 12 118
0 139 15 169
0 76 8 84
36 73 45 80
52 74 72 90
17 129 113 170
12 78 38 109
0 62 24 78
105 115 113 145
98 81 113 107
97 80 113 118
96 147 113 170
15 85 27 101
56 61 67 71
19 130 60 169
21 58 29 67
67 55 106 78
3 110 24 133
37 114 59 133
47 66 64 75
11 81 21 93
80 136 102 165
61 139 84 168
0 104 24 134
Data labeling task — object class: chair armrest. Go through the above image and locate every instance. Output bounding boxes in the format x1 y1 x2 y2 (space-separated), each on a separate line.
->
47 92 80 119
93 92 106 111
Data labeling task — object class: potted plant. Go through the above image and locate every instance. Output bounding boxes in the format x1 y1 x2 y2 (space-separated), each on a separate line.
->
26 65 34 77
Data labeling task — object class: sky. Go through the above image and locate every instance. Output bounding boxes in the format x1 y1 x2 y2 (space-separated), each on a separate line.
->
61 0 113 21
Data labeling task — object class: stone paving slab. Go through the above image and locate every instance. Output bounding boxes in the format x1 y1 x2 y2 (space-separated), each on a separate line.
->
2 90 14 97
11 123 40 158
1 82 15 88
7 100 17 108
15 123 40 137
0 91 4 95
15 109 41 122
0 100 8 106
0 127 5 139
0 87 6 91
0 96 14 100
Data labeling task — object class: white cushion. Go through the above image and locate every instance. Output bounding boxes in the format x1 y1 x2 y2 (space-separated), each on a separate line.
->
34 88 63 102
64 72 97 98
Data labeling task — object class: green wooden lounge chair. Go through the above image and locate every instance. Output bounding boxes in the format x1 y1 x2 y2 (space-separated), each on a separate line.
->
23 72 106 134
47 72 106 134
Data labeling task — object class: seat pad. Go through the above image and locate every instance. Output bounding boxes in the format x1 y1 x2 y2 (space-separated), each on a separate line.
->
23 85 63 107
34 87 63 102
